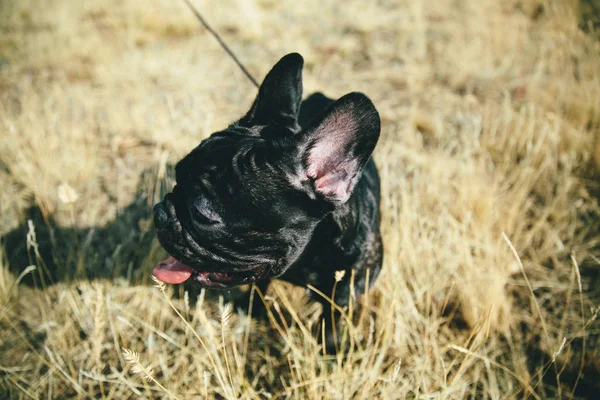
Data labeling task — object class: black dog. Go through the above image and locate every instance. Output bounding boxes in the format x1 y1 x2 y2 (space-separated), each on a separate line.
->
153 53 382 350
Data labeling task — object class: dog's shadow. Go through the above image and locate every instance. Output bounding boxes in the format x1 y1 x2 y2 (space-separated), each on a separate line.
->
3 168 160 288
4 204 150 287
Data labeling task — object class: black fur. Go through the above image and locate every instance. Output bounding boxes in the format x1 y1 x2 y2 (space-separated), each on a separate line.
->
153 53 383 350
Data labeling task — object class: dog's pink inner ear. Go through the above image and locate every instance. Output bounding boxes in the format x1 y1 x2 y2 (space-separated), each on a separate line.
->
307 148 359 203
302 93 379 204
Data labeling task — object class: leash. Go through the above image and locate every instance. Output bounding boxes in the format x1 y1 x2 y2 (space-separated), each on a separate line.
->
181 0 260 89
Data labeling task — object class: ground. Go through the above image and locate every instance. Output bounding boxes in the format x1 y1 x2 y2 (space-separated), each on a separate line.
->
1 0 599 398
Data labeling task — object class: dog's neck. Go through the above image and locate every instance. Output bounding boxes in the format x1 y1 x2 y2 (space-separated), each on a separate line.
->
281 157 381 293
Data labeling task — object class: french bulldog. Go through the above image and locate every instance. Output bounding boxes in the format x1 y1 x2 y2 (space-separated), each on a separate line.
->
153 53 382 351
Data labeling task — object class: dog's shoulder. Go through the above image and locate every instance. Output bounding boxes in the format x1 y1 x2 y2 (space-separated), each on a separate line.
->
298 92 334 127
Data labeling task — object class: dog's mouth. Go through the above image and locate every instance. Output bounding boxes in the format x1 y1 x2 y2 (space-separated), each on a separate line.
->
153 255 268 288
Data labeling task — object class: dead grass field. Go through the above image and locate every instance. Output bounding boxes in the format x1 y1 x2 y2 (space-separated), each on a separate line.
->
1 0 599 398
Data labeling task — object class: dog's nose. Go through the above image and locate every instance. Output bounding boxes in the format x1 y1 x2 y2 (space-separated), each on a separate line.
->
154 202 170 227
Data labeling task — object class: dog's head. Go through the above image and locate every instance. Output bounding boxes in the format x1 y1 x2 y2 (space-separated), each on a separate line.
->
153 53 380 287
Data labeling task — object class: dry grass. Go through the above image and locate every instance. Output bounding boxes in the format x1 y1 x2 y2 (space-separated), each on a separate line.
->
1 0 599 398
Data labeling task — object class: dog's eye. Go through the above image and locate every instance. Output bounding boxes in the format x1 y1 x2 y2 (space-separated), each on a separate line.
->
189 198 222 225
194 206 221 225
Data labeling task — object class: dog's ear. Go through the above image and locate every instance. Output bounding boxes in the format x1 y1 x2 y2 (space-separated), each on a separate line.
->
239 53 304 131
298 92 380 204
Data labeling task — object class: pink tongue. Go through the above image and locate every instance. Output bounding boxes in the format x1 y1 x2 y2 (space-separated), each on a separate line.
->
153 256 194 284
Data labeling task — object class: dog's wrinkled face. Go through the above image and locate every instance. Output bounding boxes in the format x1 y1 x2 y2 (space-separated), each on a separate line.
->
153 53 380 288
